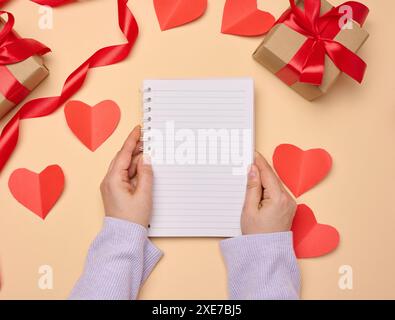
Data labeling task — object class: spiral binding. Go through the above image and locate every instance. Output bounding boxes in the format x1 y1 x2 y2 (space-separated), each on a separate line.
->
140 87 152 153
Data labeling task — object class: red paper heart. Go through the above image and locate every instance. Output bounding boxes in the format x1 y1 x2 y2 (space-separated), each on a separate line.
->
65 100 120 152
153 0 207 31
8 165 65 220
221 0 275 36
292 204 339 258
273 144 332 197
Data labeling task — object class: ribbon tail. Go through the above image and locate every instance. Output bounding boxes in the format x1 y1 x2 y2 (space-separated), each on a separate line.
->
0 0 71 6
325 40 366 83
0 38 51 65
30 0 75 7
0 116 19 172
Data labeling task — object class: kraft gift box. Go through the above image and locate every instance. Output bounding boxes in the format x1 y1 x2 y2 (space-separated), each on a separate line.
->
0 19 49 119
253 0 369 101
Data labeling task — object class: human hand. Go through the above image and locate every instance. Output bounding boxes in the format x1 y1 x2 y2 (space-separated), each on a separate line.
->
100 125 153 228
241 152 297 235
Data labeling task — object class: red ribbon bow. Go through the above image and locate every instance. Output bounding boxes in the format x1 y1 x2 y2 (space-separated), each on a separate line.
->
0 10 50 104
276 0 369 86
0 11 50 65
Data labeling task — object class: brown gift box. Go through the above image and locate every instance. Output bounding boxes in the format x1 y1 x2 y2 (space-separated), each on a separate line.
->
253 0 369 101
0 21 49 119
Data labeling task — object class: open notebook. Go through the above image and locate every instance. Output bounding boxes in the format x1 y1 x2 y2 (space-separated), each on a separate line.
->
142 79 254 237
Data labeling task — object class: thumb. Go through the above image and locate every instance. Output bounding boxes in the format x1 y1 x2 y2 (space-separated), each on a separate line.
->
243 164 262 212
136 154 153 196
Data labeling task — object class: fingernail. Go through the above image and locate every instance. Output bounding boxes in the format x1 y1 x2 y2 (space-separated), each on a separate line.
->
249 164 257 178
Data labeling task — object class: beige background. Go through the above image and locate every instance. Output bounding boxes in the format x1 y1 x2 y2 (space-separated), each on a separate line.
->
0 0 394 300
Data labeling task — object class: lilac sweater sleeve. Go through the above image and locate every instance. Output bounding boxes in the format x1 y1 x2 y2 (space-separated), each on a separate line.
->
70 217 299 300
220 232 301 300
69 217 163 300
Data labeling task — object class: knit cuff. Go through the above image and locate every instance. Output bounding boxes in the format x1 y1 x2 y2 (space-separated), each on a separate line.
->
142 238 163 282
220 232 295 257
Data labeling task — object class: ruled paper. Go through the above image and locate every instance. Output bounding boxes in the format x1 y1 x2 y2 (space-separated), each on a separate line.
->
142 79 254 237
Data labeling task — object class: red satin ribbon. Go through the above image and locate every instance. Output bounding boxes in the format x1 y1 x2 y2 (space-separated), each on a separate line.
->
275 0 369 86
0 0 74 5
0 0 139 172
0 11 51 65
31 0 76 6
0 11 50 104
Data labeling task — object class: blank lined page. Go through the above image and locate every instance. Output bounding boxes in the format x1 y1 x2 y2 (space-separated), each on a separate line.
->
142 79 254 237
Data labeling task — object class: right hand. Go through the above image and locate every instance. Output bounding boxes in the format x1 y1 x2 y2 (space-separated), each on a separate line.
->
241 152 297 235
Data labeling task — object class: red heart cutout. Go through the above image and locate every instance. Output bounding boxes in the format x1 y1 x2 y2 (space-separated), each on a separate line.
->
154 0 207 31
273 144 332 197
65 100 120 152
8 165 65 220
292 204 340 258
221 0 275 36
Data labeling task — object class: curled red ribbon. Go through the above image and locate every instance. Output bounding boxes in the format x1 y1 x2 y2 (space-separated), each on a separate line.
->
31 0 76 6
0 0 74 6
0 0 139 173
275 0 369 86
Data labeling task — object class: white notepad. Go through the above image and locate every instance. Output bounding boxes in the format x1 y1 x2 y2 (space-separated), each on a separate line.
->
142 78 254 237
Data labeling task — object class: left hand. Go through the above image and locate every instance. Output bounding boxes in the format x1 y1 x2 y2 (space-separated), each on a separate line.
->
100 125 153 228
